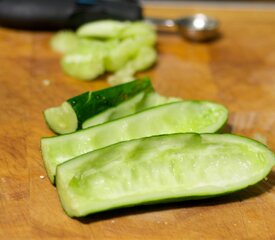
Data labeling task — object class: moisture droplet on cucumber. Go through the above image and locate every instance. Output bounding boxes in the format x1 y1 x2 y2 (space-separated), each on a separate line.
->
56 133 275 217
41 101 228 183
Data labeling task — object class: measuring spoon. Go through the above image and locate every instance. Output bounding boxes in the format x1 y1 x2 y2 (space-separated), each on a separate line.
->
146 13 219 42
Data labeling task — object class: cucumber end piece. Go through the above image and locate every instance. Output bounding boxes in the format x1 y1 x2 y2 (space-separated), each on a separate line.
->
44 102 78 134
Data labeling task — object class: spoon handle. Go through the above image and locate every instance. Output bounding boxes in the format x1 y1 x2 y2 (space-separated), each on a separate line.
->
145 17 176 28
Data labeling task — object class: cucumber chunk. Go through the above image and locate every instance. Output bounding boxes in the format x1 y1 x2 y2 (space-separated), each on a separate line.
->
120 21 157 46
61 50 105 80
44 102 78 135
56 133 275 217
76 20 129 38
44 78 153 134
108 46 157 86
41 101 228 183
50 31 79 54
60 38 113 80
104 38 140 72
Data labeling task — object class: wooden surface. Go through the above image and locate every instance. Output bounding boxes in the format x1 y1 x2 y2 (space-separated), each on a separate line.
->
1 5 275 240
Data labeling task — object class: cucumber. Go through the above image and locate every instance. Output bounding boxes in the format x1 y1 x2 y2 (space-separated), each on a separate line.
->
104 38 140 72
107 46 157 86
41 101 228 183
120 21 157 46
51 20 158 82
76 20 129 38
44 78 153 134
60 38 115 81
44 102 78 134
56 133 275 217
61 47 105 81
50 30 79 54
82 91 180 129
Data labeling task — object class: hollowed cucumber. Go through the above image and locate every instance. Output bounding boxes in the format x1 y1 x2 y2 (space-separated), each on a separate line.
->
41 101 228 183
56 133 275 217
44 78 153 134
82 91 179 129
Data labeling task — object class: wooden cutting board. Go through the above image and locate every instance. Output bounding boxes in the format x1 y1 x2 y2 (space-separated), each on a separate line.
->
0 4 275 240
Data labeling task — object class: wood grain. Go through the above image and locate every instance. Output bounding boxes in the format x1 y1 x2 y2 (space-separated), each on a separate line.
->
0 5 275 240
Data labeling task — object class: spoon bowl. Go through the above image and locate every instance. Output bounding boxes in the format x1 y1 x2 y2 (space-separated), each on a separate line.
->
146 13 219 42
176 14 219 41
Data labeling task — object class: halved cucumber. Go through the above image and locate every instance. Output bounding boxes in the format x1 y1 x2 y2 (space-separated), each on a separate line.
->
41 101 228 183
44 78 153 134
82 91 180 129
56 133 275 217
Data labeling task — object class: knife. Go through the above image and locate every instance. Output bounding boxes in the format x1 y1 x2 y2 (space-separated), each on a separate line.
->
0 0 142 30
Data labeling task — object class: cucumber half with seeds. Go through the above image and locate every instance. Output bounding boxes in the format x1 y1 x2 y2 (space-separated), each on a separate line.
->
44 78 153 134
41 101 228 183
56 133 275 217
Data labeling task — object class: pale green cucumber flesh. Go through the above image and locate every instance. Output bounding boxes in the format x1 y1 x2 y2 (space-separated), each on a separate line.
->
82 91 180 128
44 102 78 134
56 133 275 217
61 51 105 81
44 78 153 134
76 20 129 38
50 30 79 54
41 101 228 183
107 46 157 86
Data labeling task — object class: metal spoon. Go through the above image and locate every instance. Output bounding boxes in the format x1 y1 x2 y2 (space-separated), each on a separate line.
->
146 14 219 42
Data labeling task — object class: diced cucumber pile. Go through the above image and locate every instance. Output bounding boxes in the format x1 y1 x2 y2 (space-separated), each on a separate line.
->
50 20 157 85
41 79 275 217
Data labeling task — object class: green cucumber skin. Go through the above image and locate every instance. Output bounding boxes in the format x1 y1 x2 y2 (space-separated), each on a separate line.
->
67 77 153 129
56 133 275 217
41 101 228 183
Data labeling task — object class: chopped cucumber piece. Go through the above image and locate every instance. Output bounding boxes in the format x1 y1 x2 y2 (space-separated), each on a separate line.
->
104 38 140 72
50 30 79 54
121 21 157 46
56 133 275 217
104 38 120 51
76 20 129 38
82 91 180 128
41 101 228 183
44 78 153 134
76 38 109 56
107 64 135 85
108 46 157 85
61 50 105 80
132 46 157 71
60 38 120 80
44 102 77 135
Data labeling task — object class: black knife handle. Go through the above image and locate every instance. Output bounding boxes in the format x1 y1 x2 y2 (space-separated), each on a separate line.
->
0 0 142 30
0 0 75 30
